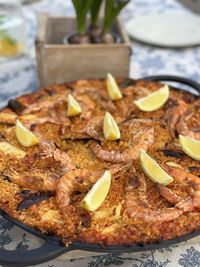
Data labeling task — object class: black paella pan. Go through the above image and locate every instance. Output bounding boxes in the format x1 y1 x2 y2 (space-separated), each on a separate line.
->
0 75 200 267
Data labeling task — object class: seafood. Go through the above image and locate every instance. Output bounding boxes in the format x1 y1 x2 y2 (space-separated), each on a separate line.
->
1 142 75 191
20 115 70 128
17 190 53 210
89 119 154 163
166 97 188 137
56 163 131 211
159 165 200 199
78 116 124 141
126 191 200 223
1 78 200 246
177 100 200 140
22 95 66 115
73 83 118 113
126 165 200 223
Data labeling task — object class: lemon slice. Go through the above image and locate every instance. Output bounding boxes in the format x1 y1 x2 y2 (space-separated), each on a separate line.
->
134 85 169 112
106 73 123 100
103 112 121 141
16 120 39 147
140 149 174 185
179 135 200 161
67 94 81 117
80 170 111 212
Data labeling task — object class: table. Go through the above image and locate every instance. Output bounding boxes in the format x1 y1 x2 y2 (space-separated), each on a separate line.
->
0 0 200 266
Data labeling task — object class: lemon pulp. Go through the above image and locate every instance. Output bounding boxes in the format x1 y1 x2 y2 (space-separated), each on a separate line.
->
16 120 39 147
140 149 174 185
67 94 82 117
134 85 169 112
179 135 200 161
80 170 111 212
106 73 123 101
103 112 121 141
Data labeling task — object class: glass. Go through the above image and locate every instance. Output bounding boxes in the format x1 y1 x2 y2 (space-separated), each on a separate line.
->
0 0 27 59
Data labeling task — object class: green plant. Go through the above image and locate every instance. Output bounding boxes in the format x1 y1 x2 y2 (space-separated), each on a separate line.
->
70 0 130 44
71 0 93 35
103 0 130 33
90 0 103 27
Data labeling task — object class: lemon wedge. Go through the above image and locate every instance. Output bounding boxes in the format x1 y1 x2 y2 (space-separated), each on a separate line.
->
140 149 174 185
67 94 82 117
80 170 111 212
16 120 39 147
103 112 121 141
179 135 200 161
134 85 169 112
106 73 123 100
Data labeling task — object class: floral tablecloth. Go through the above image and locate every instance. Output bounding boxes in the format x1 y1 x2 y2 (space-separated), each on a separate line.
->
0 0 200 266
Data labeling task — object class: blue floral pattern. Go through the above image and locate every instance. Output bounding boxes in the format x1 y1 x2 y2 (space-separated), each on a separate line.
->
178 247 200 267
0 0 200 266
86 251 171 267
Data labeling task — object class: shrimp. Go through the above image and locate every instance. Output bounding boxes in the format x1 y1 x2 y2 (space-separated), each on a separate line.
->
85 116 103 140
56 162 131 238
126 167 147 193
22 93 100 138
22 97 65 115
61 114 124 141
89 127 154 163
176 100 200 140
74 85 118 114
20 96 71 129
126 191 200 223
20 115 70 128
81 116 124 141
60 117 102 140
4 168 59 191
2 142 75 191
75 94 96 120
56 169 92 210
56 163 131 211
157 165 200 203
166 97 188 138
126 165 200 223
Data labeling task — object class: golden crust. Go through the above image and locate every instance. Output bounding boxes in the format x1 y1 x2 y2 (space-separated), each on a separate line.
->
0 78 200 246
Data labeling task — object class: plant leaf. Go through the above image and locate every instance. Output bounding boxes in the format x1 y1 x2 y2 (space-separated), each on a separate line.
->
103 0 130 33
71 0 93 35
91 0 103 26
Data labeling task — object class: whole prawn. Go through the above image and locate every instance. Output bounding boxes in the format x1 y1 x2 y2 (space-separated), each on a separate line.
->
2 142 75 191
166 97 188 138
176 100 200 140
89 126 154 163
126 165 200 223
56 163 131 211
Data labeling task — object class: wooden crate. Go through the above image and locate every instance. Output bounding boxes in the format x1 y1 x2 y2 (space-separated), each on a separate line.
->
35 13 132 86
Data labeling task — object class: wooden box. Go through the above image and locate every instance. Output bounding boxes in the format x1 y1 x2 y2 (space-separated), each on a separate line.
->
35 13 132 86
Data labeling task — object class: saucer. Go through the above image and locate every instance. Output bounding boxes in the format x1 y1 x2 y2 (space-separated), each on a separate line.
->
125 12 200 47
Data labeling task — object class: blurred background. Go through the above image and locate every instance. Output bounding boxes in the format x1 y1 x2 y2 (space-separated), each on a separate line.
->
0 0 200 105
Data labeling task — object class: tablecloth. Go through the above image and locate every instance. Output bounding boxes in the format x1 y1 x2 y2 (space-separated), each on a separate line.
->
0 0 200 266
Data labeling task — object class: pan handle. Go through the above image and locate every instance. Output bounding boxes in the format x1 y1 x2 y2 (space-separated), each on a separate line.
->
143 75 200 94
0 240 68 267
